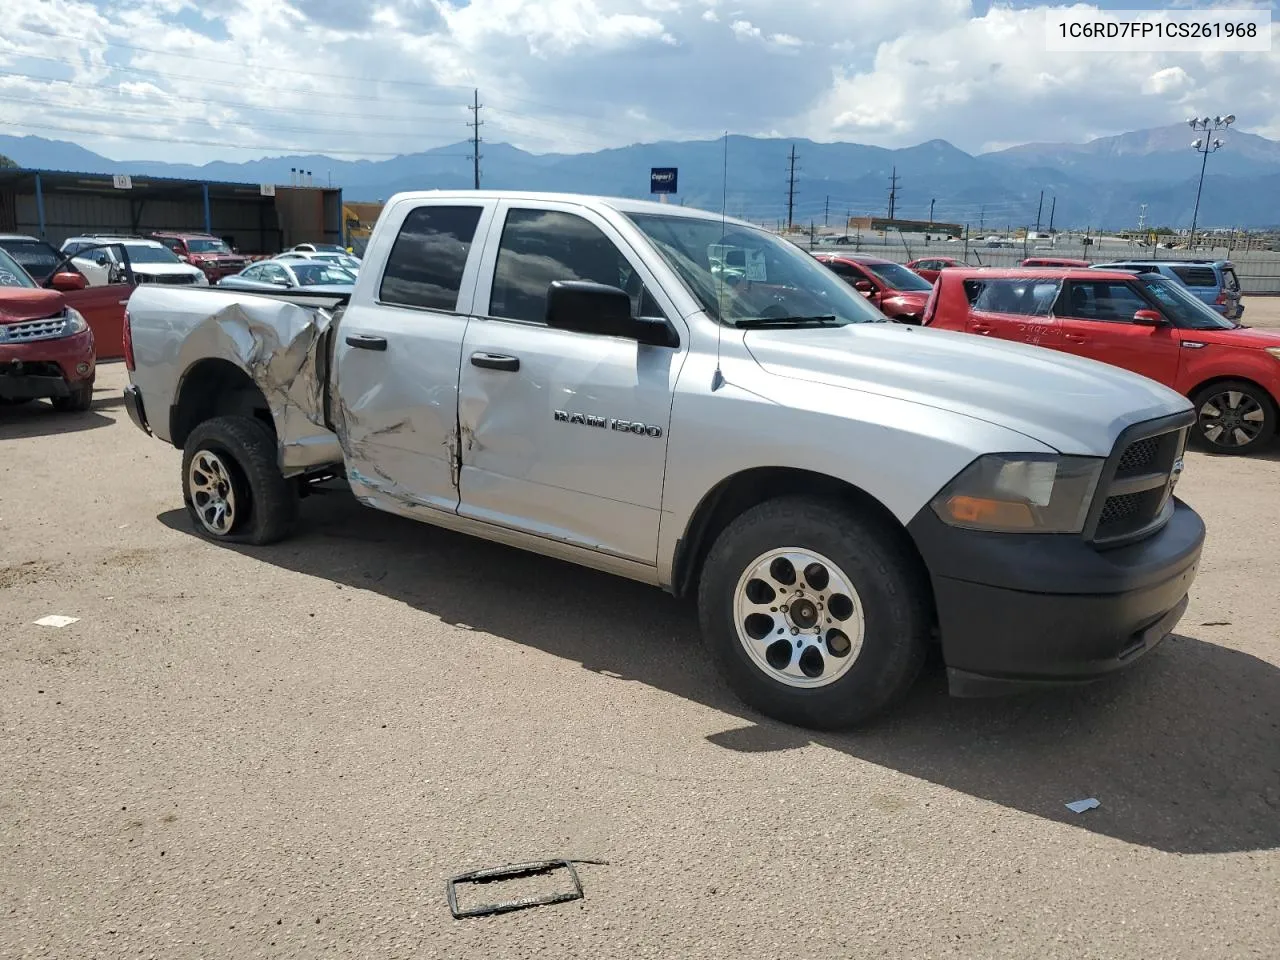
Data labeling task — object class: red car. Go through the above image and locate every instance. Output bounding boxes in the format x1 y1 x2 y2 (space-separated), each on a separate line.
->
0 246 96 411
0 234 131 359
905 256 962 283
149 232 251 282
1020 257 1091 268
813 253 934 324
924 267 1280 453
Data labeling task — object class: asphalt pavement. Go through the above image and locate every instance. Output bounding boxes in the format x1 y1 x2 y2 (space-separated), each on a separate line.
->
2 341 1278 959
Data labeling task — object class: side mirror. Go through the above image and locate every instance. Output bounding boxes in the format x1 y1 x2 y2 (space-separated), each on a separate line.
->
853 279 874 295
178 254 191 263
545 280 677 347
50 271 87 292
1133 309 1165 326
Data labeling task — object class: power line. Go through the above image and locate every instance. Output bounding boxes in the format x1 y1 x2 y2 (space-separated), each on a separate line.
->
466 89 483 190
0 70 465 123
0 118 470 157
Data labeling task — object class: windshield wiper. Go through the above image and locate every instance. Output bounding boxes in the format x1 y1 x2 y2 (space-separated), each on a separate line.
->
732 314 840 329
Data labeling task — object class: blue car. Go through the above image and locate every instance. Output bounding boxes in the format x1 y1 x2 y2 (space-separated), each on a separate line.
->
1091 259 1242 321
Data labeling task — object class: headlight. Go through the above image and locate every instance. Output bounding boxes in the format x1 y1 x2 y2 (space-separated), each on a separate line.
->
61 307 88 337
1266 346 1280 361
931 454 1104 534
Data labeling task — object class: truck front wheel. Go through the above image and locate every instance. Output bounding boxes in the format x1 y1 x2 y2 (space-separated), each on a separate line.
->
697 497 930 729
181 416 297 545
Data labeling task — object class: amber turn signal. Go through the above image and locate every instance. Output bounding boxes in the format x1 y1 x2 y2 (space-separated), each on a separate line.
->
942 495 1036 529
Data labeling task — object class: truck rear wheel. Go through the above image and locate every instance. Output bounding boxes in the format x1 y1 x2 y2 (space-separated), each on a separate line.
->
181 415 297 545
697 496 929 729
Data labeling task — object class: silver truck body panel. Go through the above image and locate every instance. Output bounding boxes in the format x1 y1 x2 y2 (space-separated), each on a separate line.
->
126 287 342 473
126 190 1194 590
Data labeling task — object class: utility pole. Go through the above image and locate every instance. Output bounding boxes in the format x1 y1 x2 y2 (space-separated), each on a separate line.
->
466 89 484 190
824 195 829 228
979 205 985 232
928 197 935 225
1138 203 1148 231
786 144 799 230
1035 190 1044 232
1188 114 1233 249
1048 196 1056 233
887 166 899 220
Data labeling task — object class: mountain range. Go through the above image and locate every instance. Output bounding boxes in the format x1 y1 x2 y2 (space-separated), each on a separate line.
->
2 124 1278 230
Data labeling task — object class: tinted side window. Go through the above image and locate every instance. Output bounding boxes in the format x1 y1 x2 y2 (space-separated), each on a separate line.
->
1061 281 1147 322
971 278 1060 316
380 205 483 311
1170 265 1218 287
490 209 636 324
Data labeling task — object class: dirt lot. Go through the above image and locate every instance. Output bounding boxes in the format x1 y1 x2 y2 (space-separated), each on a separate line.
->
2 308 1279 959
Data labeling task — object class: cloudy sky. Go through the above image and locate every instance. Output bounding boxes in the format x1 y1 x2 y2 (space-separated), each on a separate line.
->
0 0 1275 163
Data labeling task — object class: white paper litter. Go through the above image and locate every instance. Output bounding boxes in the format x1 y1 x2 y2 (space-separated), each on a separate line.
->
1065 798 1100 814
34 615 80 628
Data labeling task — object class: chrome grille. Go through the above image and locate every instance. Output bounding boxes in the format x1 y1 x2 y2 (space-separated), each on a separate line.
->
1 315 66 343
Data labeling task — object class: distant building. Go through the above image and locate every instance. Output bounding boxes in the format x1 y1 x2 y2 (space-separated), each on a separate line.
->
849 216 963 236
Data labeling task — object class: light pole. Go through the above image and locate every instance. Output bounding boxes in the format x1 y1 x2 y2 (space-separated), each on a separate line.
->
1187 114 1233 250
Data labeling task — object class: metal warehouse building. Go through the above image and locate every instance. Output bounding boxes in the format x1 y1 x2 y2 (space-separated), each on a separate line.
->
0 168 343 254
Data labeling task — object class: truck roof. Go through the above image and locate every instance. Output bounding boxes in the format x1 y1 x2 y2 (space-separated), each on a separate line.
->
382 190 757 228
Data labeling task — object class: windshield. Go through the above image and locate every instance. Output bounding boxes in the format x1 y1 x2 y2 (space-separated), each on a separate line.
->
291 262 356 286
186 238 232 254
316 253 361 269
0 239 60 282
0 247 37 288
122 244 183 265
864 262 933 292
626 214 885 326
1139 276 1236 330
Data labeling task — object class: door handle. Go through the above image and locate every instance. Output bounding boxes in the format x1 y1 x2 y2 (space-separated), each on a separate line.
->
970 324 992 334
346 334 387 351
1064 333 1087 344
470 352 520 372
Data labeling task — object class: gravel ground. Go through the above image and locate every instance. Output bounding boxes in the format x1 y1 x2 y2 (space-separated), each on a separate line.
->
2 317 1278 959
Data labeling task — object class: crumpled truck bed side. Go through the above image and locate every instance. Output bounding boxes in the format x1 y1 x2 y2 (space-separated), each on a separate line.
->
127 286 343 475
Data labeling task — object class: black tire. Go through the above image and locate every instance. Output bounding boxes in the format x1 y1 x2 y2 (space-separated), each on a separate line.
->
51 380 94 412
1191 380 1276 455
697 496 930 730
181 415 297 545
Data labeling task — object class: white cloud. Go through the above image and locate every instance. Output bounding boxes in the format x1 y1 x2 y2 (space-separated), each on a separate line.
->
0 0 1273 165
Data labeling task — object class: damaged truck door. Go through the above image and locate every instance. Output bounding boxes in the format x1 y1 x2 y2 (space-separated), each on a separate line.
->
455 202 684 564
334 203 494 514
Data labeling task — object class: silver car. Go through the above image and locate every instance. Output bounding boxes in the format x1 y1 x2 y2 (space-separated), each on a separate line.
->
218 259 356 294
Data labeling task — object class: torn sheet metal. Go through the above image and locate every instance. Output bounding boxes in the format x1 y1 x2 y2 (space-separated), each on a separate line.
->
169 292 343 474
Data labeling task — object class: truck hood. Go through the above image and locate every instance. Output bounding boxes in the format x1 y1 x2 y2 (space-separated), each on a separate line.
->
0 288 66 323
133 264 205 277
742 323 1191 456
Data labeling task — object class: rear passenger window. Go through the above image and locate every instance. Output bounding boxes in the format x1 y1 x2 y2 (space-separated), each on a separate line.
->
970 278 1061 315
379 206 483 311
1061 281 1147 321
1170 265 1218 287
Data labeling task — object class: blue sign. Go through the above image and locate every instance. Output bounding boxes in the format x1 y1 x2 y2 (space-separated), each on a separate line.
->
650 167 678 195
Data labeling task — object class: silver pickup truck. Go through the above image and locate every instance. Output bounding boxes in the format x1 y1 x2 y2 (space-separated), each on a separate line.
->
122 191 1205 729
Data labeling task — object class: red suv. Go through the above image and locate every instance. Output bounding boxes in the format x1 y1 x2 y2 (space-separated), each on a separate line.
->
925 267 1280 454
905 256 962 283
149 232 250 282
1020 257 1091 268
813 253 933 323
0 246 96 411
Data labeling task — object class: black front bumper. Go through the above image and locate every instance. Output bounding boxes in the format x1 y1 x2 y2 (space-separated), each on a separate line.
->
907 498 1205 696
123 384 151 435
